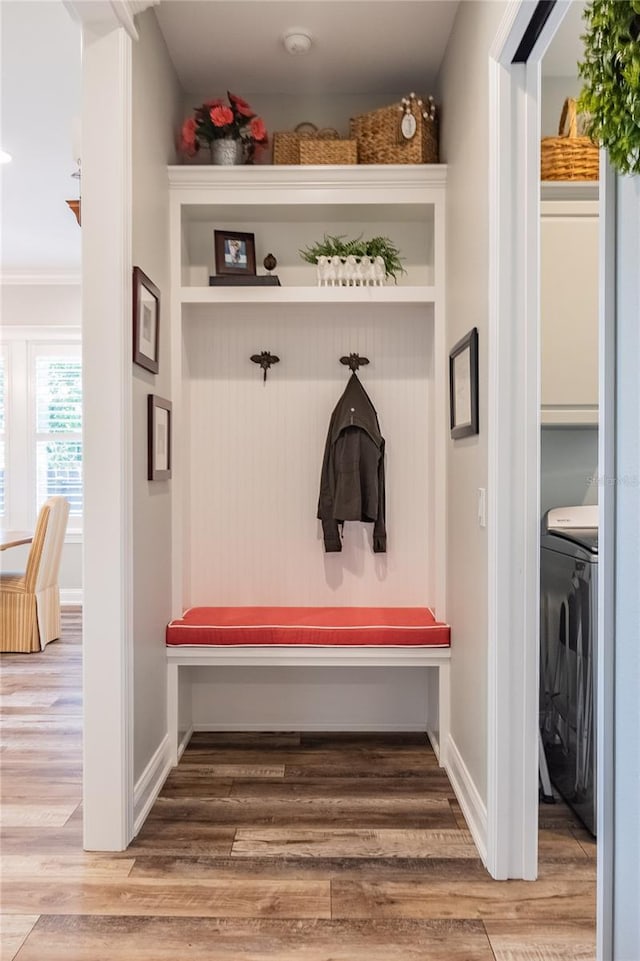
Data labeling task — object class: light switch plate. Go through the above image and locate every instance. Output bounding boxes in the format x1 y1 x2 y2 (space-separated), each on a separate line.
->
478 488 487 528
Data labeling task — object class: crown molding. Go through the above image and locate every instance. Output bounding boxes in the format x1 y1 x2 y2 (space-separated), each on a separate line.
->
63 1 159 41
1 269 82 286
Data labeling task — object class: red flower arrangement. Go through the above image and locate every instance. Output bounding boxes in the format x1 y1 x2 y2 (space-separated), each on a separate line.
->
180 92 268 162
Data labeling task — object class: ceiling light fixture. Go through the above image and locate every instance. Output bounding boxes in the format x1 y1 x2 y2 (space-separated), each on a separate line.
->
66 163 81 226
282 29 312 55
0 150 12 164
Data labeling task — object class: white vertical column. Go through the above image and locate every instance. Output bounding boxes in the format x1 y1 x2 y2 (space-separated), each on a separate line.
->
597 156 616 961
433 190 447 620
81 23 133 850
169 193 184 617
610 172 640 961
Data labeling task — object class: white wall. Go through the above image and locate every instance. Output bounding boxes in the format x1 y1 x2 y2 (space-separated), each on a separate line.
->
438 0 509 804
131 9 182 783
0 282 82 596
541 76 582 139
191 666 438 732
540 427 598 515
2 284 81 326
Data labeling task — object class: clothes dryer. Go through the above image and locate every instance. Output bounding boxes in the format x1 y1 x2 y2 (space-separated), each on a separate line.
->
540 505 598 835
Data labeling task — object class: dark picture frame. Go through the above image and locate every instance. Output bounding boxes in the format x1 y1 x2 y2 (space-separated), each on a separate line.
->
133 266 160 374
147 394 172 481
214 230 256 276
449 327 479 439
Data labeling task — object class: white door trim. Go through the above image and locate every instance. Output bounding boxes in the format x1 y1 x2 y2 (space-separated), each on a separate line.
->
606 172 640 961
486 0 571 879
596 154 616 961
64 1 159 40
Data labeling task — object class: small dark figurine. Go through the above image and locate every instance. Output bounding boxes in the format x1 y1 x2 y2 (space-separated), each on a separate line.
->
263 253 277 274
250 350 280 383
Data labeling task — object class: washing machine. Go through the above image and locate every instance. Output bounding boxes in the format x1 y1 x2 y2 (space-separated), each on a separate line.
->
540 504 598 835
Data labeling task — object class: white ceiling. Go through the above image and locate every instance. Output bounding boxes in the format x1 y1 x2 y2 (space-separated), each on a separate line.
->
155 1 460 96
0 0 589 274
0 1 81 274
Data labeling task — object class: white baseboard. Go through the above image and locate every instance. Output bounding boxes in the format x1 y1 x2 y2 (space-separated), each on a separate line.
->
61 589 83 606
193 722 428 733
133 734 172 837
177 725 194 760
445 734 488 866
426 726 441 762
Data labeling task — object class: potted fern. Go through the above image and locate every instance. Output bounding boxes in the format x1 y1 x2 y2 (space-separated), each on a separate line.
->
299 234 405 284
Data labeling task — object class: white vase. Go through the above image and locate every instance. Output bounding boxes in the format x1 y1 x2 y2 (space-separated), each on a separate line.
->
210 138 243 165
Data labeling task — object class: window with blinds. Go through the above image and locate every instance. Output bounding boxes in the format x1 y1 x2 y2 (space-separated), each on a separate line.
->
35 355 83 516
1 334 81 531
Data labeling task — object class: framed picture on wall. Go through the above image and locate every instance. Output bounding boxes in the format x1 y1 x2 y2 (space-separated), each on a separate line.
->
214 230 256 276
133 266 160 374
449 327 479 439
148 394 172 481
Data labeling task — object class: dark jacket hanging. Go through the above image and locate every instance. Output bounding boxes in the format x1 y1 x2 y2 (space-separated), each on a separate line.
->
317 373 387 553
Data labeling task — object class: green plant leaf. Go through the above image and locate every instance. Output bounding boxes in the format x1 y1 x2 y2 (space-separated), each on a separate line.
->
578 0 640 176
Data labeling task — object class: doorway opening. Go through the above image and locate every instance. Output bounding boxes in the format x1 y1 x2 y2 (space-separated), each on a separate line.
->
537 0 599 881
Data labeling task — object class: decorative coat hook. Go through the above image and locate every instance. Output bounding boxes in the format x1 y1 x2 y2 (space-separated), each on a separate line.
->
251 351 280 383
340 353 370 374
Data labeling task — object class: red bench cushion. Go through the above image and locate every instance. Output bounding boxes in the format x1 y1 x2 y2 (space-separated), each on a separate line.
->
166 607 450 648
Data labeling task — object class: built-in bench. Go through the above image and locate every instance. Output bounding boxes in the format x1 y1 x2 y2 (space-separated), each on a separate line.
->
166 606 451 766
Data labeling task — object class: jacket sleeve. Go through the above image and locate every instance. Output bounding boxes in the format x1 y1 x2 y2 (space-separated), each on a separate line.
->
373 438 387 553
317 423 342 552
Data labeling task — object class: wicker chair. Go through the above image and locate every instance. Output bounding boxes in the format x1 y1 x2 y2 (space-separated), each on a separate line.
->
0 496 70 653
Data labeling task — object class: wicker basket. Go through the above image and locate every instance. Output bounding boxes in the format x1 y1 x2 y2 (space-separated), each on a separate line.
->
350 95 439 165
299 139 357 165
273 123 343 165
541 98 599 181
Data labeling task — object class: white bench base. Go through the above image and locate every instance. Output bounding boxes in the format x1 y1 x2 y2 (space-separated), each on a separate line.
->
167 646 451 767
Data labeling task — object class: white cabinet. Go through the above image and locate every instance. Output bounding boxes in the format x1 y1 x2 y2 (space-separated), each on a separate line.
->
540 187 599 425
167 165 448 618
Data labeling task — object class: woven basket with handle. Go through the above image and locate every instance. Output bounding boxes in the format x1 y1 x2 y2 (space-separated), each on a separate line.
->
273 123 353 164
540 98 599 181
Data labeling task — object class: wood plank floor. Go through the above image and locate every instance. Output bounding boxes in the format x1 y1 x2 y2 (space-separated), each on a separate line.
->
0 609 596 960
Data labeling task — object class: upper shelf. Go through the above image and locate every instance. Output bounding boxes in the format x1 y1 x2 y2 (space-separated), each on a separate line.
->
180 285 437 305
540 181 599 202
168 164 448 213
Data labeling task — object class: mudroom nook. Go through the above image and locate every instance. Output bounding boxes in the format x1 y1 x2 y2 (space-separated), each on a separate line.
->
166 163 450 748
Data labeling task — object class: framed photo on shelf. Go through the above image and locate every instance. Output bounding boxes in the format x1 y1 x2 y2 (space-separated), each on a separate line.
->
214 230 256 276
449 327 479 439
133 266 160 374
147 394 172 481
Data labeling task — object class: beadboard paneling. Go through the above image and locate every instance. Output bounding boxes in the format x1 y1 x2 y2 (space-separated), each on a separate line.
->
184 304 433 607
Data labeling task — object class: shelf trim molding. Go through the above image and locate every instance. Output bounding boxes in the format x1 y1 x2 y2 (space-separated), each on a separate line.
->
179 285 438 305
168 164 448 194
